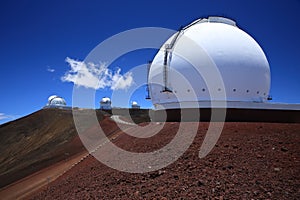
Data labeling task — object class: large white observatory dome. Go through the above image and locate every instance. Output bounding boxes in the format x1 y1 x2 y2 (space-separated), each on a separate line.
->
148 16 271 109
47 95 67 107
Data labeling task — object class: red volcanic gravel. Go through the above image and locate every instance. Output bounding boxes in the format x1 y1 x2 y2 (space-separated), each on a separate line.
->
31 122 300 199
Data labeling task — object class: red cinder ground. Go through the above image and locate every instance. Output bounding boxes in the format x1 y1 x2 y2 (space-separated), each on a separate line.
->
31 122 300 200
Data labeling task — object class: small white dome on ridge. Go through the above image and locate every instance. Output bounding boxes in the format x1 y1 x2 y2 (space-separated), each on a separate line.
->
47 95 67 107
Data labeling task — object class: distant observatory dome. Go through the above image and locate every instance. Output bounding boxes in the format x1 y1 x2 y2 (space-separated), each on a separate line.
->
148 16 271 109
47 95 67 107
101 97 111 103
131 101 140 109
100 97 112 110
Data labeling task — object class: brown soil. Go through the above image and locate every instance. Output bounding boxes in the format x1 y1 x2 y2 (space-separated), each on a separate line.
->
0 151 88 200
31 122 300 200
0 108 150 199
0 109 109 188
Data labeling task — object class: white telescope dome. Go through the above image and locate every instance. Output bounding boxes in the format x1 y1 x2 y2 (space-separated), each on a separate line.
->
47 95 67 106
100 97 112 110
148 16 270 109
101 97 111 103
48 95 58 102
131 101 140 109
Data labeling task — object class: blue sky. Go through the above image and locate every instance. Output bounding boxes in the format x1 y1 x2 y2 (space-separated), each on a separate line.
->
0 0 300 124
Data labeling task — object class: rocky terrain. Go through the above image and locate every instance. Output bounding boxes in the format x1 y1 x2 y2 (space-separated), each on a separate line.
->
1 107 299 199
31 121 300 199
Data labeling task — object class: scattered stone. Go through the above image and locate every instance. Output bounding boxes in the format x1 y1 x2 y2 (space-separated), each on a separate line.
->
274 167 280 172
281 147 288 152
197 180 205 186
256 154 263 158
158 170 166 175
223 165 234 170
134 190 139 197
157 186 164 191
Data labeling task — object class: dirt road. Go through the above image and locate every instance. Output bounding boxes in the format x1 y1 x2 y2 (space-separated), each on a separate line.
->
0 151 88 200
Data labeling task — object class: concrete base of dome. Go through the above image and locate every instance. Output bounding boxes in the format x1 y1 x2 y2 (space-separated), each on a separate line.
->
154 101 300 110
150 107 300 123
43 105 72 110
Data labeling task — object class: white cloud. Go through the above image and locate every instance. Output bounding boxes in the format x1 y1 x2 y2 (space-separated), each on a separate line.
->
61 57 134 90
0 113 21 124
0 113 19 121
111 68 134 90
47 66 55 73
0 113 9 120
